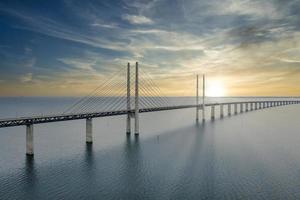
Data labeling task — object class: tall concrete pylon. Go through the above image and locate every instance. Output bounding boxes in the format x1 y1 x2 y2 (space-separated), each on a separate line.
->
202 74 206 122
196 75 199 122
126 63 131 135
134 62 139 135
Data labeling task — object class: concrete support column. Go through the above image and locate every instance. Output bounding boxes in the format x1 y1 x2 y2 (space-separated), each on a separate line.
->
134 62 139 135
86 118 93 143
126 63 131 135
246 103 249 112
234 103 238 115
240 103 243 113
202 75 206 122
26 124 34 156
251 103 253 110
220 104 224 118
259 102 262 109
228 104 231 116
196 75 199 122
211 105 215 120
255 102 258 110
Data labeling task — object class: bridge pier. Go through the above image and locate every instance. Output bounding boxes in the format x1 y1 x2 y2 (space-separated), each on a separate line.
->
228 104 231 116
220 104 224 118
240 103 243 113
250 102 253 111
86 118 93 143
26 124 34 156
246 103 248 112
234 103 238 115
259 102 262 109
211 105 215 120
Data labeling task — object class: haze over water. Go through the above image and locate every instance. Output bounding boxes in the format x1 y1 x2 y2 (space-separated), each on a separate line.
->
0 97 300 199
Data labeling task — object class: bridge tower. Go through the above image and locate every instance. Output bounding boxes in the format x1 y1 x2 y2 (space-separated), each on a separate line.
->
126 62 139 135
202 75 206 122
196 75 199 122
134 62 139 135
126 63 131 135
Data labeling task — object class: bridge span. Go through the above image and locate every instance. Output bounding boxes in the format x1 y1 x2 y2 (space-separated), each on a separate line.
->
0 62 299 156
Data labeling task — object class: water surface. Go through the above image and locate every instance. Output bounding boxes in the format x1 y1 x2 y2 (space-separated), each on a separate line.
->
0 97 300 199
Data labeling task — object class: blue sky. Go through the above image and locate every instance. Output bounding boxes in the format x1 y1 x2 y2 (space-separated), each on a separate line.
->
0 0 300 96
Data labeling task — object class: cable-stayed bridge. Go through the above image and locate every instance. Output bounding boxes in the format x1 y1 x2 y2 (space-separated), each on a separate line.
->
0 62 299 156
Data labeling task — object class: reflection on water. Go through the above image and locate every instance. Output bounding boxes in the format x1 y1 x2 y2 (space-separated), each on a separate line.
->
24 156 36 189
0 98 300 199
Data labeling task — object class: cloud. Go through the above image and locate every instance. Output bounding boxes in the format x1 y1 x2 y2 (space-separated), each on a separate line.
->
19 73 33 83
1 0 300 96
122 14 153 24
90 23 118 29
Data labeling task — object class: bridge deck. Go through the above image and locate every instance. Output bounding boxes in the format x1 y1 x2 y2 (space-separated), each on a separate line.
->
0 101 297 128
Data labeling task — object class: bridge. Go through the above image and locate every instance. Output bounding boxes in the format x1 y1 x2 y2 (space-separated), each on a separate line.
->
0 62 299 156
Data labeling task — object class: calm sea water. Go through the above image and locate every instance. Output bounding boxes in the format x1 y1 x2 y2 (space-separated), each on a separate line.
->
0 97 300 200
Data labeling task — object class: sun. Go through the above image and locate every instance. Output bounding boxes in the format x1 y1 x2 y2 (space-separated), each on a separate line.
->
206 81 226 97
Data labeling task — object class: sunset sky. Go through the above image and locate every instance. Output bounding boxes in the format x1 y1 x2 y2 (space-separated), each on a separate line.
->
0 0 299 96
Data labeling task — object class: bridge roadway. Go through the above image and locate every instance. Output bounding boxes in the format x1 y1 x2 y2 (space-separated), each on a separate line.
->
0 100 299 128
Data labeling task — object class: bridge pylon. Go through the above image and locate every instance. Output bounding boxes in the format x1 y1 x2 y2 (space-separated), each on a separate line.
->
202 74 206 122
196 74 206 123
126 63 131 135
134 62 139 135
196 75 199 122
126 62 139 135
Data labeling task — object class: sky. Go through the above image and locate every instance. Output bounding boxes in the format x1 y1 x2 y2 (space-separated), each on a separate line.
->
0 0 299 96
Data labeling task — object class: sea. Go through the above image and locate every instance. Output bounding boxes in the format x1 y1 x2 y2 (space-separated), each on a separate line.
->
0 96 299 200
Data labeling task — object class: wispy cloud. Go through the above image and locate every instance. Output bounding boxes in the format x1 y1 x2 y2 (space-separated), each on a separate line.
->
0 0 300 96
122 14 153 24
19 73 33 83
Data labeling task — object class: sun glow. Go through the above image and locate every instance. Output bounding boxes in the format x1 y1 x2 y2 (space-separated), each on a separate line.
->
206 81 226 97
